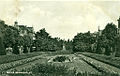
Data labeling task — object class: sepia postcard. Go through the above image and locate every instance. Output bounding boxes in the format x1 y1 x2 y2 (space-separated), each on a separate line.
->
0 0 120 76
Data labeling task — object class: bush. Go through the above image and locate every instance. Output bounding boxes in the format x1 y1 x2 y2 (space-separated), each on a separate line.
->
53 56 68 62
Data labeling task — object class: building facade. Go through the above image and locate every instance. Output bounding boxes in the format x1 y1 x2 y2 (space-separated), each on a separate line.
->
14 21 34 37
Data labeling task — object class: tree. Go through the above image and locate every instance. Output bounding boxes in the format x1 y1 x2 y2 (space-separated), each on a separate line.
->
35 28 64 52
0 20 7 55
35 28 49 39
65 39 73 50
22 35 32 53
102 23 117 56
35 28 50 51
73 31 96 52
96 35 107 54
102 23 117 40
3 26 19 48
0 20 35 54
3 26 20 54
0 32 6 55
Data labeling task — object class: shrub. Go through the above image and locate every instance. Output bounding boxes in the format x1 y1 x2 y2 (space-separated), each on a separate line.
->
53 56 68 62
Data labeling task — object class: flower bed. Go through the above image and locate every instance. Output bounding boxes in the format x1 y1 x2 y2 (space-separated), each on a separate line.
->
5 61 120 76
82 53 120 69
2 54 120 76
0 52 43 65
0 55 43 72
78 54 120 75
53 56 70 62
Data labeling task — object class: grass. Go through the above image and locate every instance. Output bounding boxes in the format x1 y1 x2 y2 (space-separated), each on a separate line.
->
0 52 44 64
81 52 120 69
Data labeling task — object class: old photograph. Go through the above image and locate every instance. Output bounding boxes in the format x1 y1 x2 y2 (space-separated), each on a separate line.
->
0 0 120 76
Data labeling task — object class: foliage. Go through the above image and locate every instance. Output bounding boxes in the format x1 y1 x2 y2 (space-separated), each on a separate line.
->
0 20 72 54
99 23 117 55
35 28 63 52
3 26 19 48
73 22 118 56
0 20 6 55
53 56 68 62
102 23 117 40
73 31 96 52
64 39 73 50
0 20 34 54
96 35 107 54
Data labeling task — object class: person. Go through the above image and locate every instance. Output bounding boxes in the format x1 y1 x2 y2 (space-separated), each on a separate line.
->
19 46 24 54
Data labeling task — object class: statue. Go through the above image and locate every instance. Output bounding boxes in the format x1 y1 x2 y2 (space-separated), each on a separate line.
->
62 43 66 50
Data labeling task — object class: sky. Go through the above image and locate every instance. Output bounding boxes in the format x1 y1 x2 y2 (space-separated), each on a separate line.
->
0 0 120 40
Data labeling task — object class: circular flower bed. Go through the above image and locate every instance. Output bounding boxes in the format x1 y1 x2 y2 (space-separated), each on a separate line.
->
53 56 71 62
